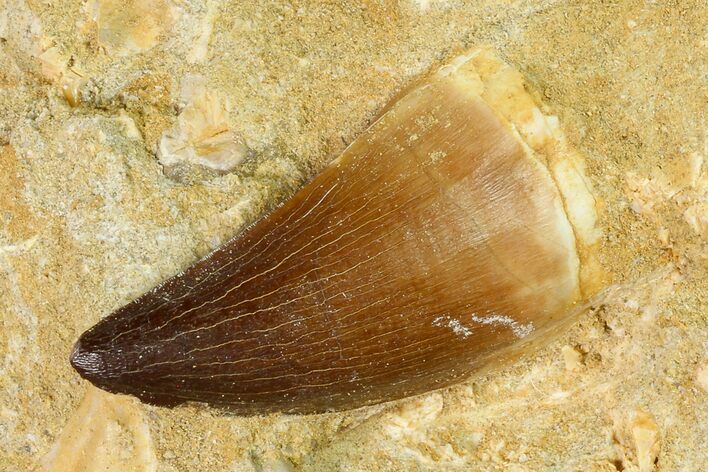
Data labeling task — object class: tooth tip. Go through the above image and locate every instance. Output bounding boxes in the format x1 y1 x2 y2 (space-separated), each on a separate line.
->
70 340 95 376
70 335 112 384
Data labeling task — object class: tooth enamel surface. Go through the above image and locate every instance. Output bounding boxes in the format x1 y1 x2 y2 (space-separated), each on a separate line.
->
70 49 603 414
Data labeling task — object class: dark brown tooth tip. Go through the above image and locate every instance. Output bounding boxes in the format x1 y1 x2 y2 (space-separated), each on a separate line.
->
70 332 121 384
70 339 102 379
71 48 605 414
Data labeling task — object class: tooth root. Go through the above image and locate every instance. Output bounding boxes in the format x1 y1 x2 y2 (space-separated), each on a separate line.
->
71 48 605 414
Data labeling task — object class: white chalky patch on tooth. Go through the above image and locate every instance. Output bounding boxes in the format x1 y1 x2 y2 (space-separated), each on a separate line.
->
470 313 534 338
432 315 472 338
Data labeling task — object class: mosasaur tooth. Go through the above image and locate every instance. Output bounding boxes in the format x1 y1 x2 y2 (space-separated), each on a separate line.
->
71 48 605 414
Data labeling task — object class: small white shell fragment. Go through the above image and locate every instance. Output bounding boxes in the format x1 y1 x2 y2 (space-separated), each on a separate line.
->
384 394 444 440
683 203 707 236
34 41 88 106
116 110 143 140
561 345 583 371
631 412 661 472
696 364 708 393
90 0 177 57
187 0 218 64
613 409 661 472
262 458 295 472
39 387 158 471
157 75 250 173
37 46 65 82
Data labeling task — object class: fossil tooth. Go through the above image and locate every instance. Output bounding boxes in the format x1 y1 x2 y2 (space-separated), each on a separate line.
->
71 48 605 414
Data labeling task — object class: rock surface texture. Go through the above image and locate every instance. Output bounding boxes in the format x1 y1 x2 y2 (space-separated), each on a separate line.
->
0 1 705 471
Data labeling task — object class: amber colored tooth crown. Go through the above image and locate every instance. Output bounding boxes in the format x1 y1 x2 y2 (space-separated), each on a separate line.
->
71 48 605 414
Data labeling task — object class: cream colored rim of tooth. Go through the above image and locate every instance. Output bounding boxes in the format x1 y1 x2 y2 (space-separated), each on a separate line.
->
330 48 604 298
440 48 604 297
